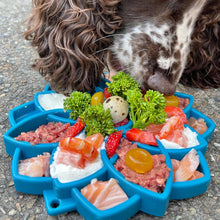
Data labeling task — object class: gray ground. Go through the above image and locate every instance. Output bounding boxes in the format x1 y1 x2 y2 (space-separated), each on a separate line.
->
0 0 219 219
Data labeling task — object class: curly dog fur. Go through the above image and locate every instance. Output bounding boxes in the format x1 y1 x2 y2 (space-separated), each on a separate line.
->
25 0 220 94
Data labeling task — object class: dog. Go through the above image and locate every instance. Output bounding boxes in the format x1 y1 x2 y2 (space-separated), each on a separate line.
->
25 0 220 95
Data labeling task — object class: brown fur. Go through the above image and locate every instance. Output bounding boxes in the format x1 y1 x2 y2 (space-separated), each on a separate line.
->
24 0 220 94
181 0 220 88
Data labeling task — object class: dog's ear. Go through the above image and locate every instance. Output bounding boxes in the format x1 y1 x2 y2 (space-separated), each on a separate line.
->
180 1 220 89
25 0 122 94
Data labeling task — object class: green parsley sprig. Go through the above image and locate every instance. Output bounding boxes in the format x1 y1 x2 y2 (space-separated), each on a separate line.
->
80 104 116 136
63 91 91 120
106 71 140 99
125 89 167 129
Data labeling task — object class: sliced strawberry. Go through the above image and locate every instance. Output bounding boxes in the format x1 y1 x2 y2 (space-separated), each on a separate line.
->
104 87 111 99
105 130 123 158
126 128 142 142
164 106 187 124
126 128 157 146
114 118 129 127
66 118 85 137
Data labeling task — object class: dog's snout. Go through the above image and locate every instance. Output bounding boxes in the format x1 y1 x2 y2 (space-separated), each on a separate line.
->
147 70 176 95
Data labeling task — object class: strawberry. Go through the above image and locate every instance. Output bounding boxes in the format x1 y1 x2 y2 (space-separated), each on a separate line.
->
126 128 157 146
126 128 142 141
66 118 85 137
105 130 123 158
104 87 111 99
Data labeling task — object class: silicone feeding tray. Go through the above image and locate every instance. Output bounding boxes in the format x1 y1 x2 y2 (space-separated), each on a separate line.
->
3 78 216 219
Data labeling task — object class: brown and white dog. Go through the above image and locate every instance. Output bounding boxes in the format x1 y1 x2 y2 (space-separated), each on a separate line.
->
25 0 220 95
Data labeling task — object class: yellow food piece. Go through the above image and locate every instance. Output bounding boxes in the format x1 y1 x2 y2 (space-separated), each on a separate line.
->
125 148 153 173
164 95 179 107
91 92 104 106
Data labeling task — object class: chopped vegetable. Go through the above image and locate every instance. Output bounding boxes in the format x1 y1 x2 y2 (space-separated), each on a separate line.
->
125 89 167 129
64 91 91 120
80 104 116 137
106 71 140 99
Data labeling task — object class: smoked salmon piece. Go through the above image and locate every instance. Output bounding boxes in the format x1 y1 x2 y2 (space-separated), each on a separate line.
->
174 149 200 182
188 170 204 180
18 152 51 177
81 178 128 210
84 133 104 149
55 148 85 169
158 116 188 148
187 117 208 135
59 137 99 162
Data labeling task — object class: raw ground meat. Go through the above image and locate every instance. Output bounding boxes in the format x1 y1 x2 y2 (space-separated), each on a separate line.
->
14 122 71 145
114 138 170 193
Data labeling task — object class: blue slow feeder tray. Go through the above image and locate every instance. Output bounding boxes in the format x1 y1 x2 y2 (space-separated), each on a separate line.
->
3 77 215 219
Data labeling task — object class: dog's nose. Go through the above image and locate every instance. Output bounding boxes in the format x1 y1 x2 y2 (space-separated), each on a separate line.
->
147 71 176 95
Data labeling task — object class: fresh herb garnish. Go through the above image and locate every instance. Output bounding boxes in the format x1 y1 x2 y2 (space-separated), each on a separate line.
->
80 104 116 136
125 89 167 129
63 91 91 120
106 71 140 99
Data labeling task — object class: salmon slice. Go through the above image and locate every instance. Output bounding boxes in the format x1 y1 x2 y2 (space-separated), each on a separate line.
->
59 137 98 162
188 170 204 180
187 117 208 135
171 159 180 181
164 106 188 124
55 148 85 169
81 178 128 210
84 133 104 149
18 152 51 177
171 159 181 172
158 116 188 148
174 149 200 182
